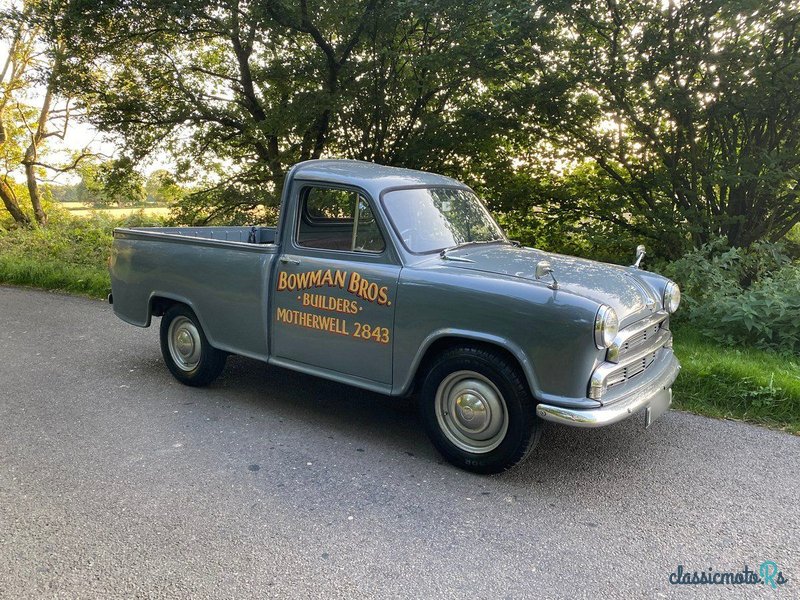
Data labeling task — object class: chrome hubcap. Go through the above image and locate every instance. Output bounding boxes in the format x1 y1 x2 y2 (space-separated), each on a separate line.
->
168 316 202 371
435 371 508 454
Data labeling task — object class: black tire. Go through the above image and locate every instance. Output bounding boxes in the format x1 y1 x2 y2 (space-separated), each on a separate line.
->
419 346 541 474
159 304 227 386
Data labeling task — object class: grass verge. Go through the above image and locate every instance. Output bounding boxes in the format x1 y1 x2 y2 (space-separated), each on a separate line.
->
0 253 109 298
672 325 800 434
0 209 165 299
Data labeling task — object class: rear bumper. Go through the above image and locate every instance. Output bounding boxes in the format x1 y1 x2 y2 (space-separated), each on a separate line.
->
535 350 681 428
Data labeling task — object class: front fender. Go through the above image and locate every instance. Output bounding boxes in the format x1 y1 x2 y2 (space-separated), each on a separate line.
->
391 267 604 409
394 328 541 397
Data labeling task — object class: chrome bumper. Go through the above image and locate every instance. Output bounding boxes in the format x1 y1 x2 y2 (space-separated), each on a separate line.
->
536 350 681 428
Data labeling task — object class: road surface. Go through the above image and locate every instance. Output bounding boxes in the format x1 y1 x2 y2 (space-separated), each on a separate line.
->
0 285 797 598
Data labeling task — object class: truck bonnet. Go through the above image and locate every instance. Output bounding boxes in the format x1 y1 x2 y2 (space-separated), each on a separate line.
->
433 243 663 325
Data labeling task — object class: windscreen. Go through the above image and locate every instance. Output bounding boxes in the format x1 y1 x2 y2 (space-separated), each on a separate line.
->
382 187 506 254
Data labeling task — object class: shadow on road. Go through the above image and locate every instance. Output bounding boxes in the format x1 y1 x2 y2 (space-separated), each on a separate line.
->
134 352 685 487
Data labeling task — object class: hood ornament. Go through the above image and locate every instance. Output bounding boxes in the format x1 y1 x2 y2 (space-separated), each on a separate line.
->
632 244 646 269
535 260 558 290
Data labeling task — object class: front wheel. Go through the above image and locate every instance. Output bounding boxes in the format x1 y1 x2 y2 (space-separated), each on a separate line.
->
159 304 227 386
419 346 541 474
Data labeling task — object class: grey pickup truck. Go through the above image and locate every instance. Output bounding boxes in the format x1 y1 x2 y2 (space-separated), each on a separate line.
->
109 159 681 473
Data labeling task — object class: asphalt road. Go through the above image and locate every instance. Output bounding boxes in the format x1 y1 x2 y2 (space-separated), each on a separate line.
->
0 285 797 599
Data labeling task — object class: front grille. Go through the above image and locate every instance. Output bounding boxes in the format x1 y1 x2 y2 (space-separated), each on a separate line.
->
606 351 658 389
618 323 661 356
607 311 669 363
589 313 673 400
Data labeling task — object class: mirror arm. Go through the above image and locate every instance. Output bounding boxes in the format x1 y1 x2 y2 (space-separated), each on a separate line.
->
631 244 646 269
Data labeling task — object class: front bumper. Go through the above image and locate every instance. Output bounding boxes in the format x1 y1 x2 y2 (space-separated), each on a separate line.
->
535 349 681 428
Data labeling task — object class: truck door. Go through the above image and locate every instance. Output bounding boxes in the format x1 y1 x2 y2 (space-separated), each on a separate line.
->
271 183 399 385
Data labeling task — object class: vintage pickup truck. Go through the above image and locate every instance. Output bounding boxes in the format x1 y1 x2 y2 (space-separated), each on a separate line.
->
109 160 681 473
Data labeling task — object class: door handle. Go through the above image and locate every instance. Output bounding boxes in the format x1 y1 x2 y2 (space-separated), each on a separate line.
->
279 256 301 265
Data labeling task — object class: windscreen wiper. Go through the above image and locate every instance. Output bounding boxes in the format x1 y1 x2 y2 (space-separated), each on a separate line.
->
439 239 505 262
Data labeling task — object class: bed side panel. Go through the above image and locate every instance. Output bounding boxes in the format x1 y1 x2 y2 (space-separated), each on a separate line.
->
110 231 276 360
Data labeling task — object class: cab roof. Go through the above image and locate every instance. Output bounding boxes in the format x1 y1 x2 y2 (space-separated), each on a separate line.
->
290 159 467 198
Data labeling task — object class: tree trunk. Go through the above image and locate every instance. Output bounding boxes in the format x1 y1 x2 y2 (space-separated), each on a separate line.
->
20 49 62 227
0 108 29 225
23 157 47 226
0 178 30 225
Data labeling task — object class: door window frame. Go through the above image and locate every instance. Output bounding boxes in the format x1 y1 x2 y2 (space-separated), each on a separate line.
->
289 181 398 264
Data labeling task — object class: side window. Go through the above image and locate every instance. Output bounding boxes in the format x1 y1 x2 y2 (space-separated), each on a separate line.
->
305 187 354 221
297 186 386 253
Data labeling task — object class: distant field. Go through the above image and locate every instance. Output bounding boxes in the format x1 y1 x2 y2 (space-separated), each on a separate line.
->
59 202 171 218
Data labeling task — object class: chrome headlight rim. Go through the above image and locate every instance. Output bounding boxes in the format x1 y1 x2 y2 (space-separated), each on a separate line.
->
594 305 619 350
663 281 681 314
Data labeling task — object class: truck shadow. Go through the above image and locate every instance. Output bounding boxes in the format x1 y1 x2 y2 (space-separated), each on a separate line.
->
198 354 689 487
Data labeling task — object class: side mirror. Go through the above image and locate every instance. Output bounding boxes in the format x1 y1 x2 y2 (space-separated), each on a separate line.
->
535 260 553 279
535 260 558 290
632 244 646 269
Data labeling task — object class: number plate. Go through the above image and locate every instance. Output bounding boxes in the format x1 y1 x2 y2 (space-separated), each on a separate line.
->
645 388 672 428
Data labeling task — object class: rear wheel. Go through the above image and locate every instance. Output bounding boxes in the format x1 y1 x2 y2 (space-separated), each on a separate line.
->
419 346 541 474
160 304 226 386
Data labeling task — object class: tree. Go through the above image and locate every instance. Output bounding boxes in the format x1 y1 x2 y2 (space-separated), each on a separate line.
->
0 8 35 225
0 0 88 226
52 0 555 224
511 0 800 255
40 0 799 256
52 0 386 222
79 157 146 206
144 169 184 205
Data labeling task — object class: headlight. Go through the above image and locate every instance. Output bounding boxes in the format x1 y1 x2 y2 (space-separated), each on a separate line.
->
663 281 681 313
594 305 619 349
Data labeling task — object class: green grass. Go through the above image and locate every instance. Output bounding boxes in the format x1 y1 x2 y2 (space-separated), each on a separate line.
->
0 209 164 299
0 253 110 298
672 325 800 434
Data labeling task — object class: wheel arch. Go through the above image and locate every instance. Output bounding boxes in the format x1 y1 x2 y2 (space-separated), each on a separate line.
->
149 294 182 319
146 293 217 347
399 330 540 398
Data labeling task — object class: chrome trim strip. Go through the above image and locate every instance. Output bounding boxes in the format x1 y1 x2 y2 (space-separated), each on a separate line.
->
113 228 279 254
537 353 680 428
607 310 668 363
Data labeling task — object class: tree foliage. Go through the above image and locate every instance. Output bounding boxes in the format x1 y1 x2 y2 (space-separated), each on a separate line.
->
510 0 800 256
48 0 554 223
17 0 800 256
